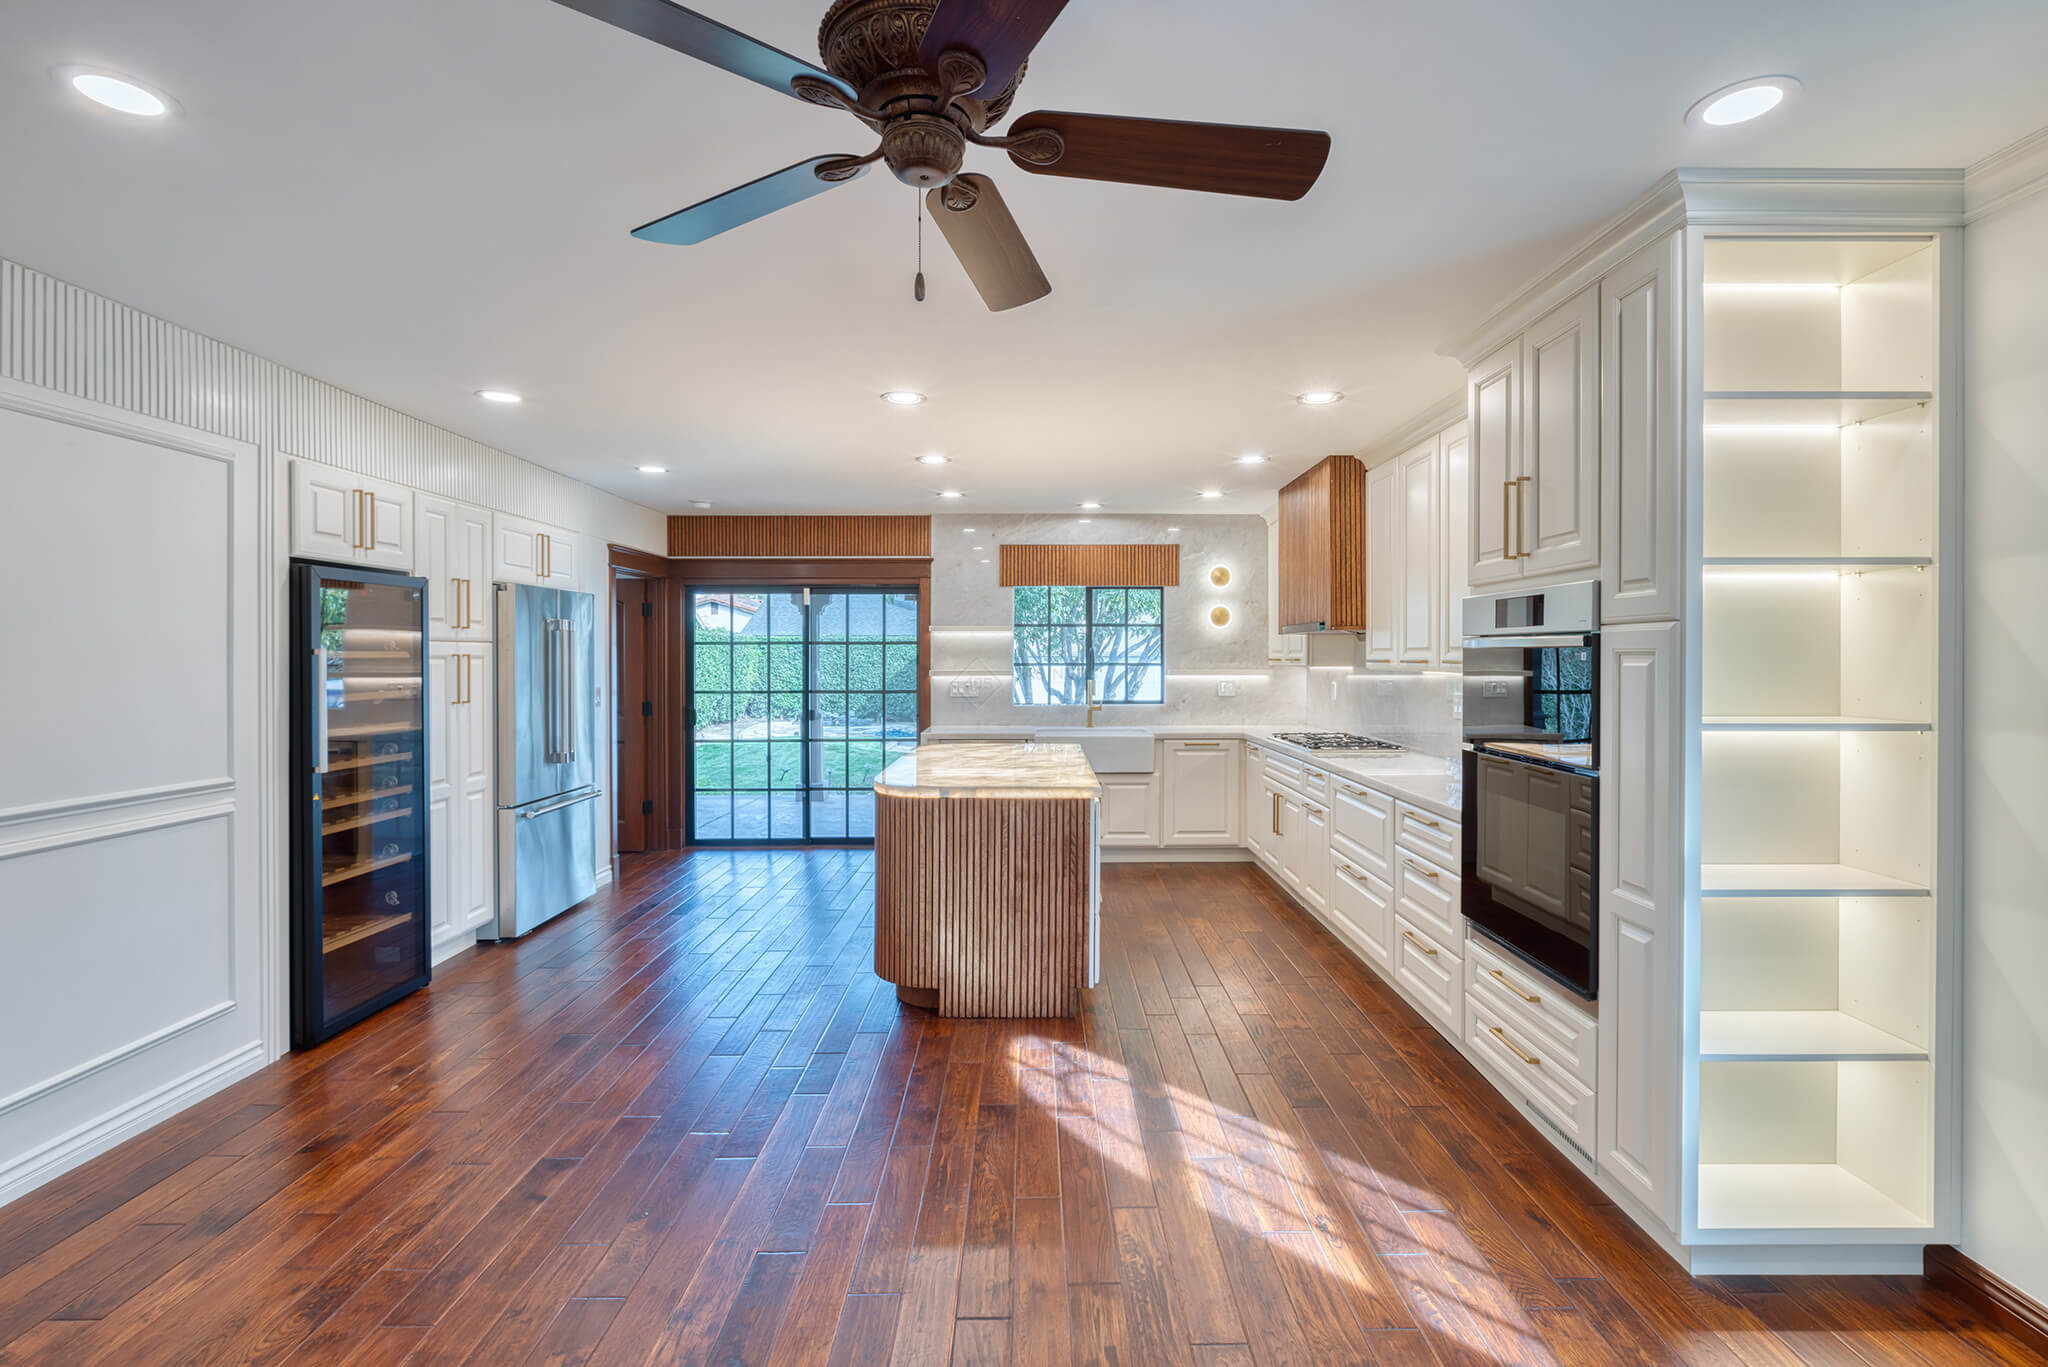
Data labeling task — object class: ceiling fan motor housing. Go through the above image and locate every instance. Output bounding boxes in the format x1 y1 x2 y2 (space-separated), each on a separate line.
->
816 0 1027 128
881 115 966 187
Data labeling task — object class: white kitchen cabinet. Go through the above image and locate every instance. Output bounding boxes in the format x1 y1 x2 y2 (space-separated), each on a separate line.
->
1466 337 1521 588
1364 459 1399 663
1598 619 1681 1228
1398 436 1440 664
1298 792 1331 917
1242 742 1268 862
415 493 492 642
1263 514 1304 663
1163 740 1240 846
1329 857 1395 970
1437 421 1470 666
290 459 413 570
1393 915 1463 1034
429 641 495 955
1600 232 1683 624
1520 288 1602 578
494 512 580 591
1098 773 1162 847
1330 778 1394 882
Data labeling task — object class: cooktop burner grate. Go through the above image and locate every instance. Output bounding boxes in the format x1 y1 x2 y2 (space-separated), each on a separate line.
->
1269 731 1406 753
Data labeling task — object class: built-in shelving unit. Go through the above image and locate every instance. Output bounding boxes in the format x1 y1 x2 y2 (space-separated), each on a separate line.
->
1693 235 1945 1241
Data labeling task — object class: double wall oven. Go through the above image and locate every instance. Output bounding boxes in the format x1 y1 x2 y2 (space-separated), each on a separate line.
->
1460 581 1599 997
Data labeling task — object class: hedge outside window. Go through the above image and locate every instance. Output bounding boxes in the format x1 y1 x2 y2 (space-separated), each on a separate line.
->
1012 586 1164 705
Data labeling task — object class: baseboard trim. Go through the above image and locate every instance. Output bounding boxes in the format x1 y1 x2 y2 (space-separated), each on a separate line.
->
1101 847 1253 864
1926 1245 2048 1357
0 1039 267 1207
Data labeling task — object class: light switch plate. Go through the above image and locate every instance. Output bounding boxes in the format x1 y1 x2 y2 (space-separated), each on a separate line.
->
1217 680 1239 698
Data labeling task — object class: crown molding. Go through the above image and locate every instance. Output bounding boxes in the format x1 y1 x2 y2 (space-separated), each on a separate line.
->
1447 166 1967 367
1965 123 2048 223
1360 391 1468 467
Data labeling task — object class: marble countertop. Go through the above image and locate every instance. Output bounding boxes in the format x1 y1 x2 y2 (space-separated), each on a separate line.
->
876 741 1102 800
919 724 1464 821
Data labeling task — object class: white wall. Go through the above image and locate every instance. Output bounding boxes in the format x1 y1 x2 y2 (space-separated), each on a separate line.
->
0 253 666 1207
1958 153 2048 1303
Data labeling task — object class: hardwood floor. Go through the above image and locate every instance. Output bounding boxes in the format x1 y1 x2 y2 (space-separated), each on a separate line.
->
0 850 2036 1367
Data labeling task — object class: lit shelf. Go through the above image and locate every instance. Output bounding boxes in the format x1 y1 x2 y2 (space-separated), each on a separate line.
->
1703 392 1932 426
321 805 414 837
1704 556 1931 570
323 783 414 810
1701 863 1928 898
1702 716 1931 733
1699 1011 1927 1063
1698 1164 1930 1233
324 750 413 773
321 851 413 887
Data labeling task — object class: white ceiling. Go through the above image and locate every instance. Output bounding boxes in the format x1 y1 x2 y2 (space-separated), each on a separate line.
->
3 0 2046 517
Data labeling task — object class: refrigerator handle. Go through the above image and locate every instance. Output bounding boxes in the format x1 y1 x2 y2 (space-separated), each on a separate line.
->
543 619 562 762
313 645 330 774
561 619 577 764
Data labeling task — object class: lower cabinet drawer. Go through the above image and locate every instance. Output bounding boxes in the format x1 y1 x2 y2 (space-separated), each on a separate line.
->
1393 849 1461 944
1327 858 1394 970
1392 915 1461 1033
1463 935 1598 1088
1464 994 1595 1156
1394 802 1458 867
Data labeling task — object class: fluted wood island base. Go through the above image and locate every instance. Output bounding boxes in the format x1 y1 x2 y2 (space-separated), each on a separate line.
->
873 742 1101 1018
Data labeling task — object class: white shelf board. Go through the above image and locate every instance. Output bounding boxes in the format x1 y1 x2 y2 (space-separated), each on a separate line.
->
1703 393 1932 426
1703 556 1931 569
1699 1011 1928 1062
1701 864 1930 898
1702 715 1931 733
1697 1163 1931 1232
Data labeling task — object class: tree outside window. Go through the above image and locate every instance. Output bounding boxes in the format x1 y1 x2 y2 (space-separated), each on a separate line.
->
1012 586 1164 704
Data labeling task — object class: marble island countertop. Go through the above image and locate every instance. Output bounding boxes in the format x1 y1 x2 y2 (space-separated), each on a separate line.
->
875 741 1102 800
919 724 1464 821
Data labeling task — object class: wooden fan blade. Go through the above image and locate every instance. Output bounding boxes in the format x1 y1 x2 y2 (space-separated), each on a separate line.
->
1006 111 1332 200
632 156 871 245
926 175 1051 312
920 0 1071 97
547 0 857 103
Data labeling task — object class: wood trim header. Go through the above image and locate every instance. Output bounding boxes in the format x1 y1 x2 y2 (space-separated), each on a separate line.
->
998 543 1181 588
667 515 932 559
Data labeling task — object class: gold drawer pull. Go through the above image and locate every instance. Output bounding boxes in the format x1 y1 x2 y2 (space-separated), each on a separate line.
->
1181 741 1223 749
1490 969 1540 1004
1341 783 1370 797
1305 804 1325 816
1490 1026 1541 1066
1408 815 1442 829
1402 930 1438 957
1404 859 1440 880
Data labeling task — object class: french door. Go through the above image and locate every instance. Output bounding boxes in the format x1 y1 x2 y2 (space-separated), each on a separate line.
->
686 585 921 844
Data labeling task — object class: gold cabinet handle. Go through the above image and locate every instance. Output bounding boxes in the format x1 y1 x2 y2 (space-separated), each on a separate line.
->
1490 1025 1541 1066
1340 783 1368 797
1305 803 1325 817
1515 474 1530 559
1490 969 1540 1004
1404 859 1440 880
1502 480 1513 560
1409 815 1442 829
1271 791 1281 837
1180 741 1223 749
1402 929 1438 957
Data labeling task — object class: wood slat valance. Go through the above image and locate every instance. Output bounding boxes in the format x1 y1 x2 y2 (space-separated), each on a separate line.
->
667 515 931 559
998 543 1181 588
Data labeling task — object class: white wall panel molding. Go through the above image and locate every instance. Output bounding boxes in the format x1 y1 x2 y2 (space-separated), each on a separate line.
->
0 258 666 553
0 797 236 862
0 1000 238 1121
0 777 236 831
0 1041 265 1208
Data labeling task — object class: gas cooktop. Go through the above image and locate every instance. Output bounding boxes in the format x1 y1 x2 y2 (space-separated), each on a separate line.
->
1269 731 1406 753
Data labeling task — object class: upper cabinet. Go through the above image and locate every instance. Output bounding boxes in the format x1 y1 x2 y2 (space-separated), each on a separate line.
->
1437 421 1470 665
415 494 493 642
494 512 580 591
289 459 413 570
1466 287 1601 589
1599 235 1683 624
1276 454 1370 633
1363 460 1398 663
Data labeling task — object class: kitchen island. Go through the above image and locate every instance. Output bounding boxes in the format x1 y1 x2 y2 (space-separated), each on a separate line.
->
872 742 1101 1018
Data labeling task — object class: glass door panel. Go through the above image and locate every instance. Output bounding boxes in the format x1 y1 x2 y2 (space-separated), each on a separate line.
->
808 589 920 840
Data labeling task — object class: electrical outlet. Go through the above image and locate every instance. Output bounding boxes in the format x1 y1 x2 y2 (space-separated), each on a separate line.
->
1328 678 1339 701
1484 680 1509 698
1216 680 1239 698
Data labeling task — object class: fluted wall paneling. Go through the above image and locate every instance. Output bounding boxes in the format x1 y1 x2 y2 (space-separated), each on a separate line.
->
0 258 667 552
1277 454 1369 631
997 542 1182 588
667 514 932 559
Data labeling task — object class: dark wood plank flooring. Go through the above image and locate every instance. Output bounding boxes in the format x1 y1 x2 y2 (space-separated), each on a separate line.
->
0 850 2036 1366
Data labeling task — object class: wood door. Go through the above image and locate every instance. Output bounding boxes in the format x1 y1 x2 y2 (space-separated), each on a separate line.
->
613 577 652 854
1364 459 1398 663
1467 339 1521 586
1437 420 1470 665
1521 286 1602 578
1398 435 1439 664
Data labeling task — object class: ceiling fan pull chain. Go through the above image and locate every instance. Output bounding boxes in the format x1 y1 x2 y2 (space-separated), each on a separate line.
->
914 190 926 303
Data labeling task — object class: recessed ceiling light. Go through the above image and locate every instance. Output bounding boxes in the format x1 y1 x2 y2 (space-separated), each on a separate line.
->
881 390 927 407
915 453 950 466
63 69 169 117
1079 501 1101 510
1198 490 1224 499
980 558 992 565
1236 454 1269 465
476 389 522 404
689 499 713 509
938 489 964 499
961 527 976 533
637 464 667 474
1166 526 1181 533
1687 76 1799 128
1297 390 1343 407
1078 518 1093 524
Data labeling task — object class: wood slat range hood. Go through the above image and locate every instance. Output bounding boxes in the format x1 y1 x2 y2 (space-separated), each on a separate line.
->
1277 453 1370 632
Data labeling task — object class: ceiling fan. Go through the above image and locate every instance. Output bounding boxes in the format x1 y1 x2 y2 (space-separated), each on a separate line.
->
547 0 1333 311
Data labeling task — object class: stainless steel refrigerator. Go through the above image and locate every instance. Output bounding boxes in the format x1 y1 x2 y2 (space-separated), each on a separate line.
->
486 582 600 939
